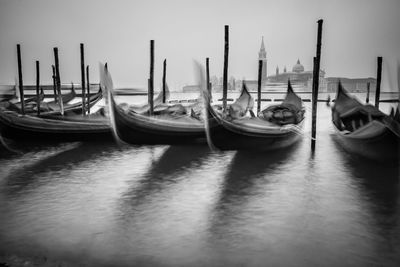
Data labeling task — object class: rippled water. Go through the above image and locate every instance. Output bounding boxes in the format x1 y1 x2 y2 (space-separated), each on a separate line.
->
0 94 399 266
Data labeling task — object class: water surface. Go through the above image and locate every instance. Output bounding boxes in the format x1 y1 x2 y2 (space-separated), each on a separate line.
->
0 94 399 266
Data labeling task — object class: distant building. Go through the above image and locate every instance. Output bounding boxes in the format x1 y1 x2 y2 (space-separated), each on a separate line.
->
267 59 327 91
325 77 376 93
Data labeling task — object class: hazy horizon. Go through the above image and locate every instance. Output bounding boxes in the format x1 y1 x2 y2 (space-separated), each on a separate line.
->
0 0 399 91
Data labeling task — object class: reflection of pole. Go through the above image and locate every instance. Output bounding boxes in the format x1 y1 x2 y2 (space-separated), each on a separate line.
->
36 60 40 116
366 82 370 104
311 19 323 151
257 60 262 113
149 40 154 115
17 44 25 114
223 25 229 112
80 43 86 116
375 57 382 109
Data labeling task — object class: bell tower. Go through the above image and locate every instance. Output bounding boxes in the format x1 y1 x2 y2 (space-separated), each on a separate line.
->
258 36 267 84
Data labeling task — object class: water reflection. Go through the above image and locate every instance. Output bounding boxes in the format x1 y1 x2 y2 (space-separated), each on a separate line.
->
121 145 212 206
216 145 301 207
207 143 302 260
2 142 119 195
335 141 400 265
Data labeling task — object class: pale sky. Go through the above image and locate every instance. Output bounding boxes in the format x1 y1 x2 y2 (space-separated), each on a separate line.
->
0 0 399 91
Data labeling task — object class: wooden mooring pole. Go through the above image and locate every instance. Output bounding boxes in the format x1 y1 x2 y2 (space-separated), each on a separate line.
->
52 65 57 102
35 60 40 116
80 43 86 116
149 40 154 115
162 59 166 103
53 47 64 115
311 19 323 151
375 56 382 109
16 44 25 114
366 82 370 104
223 25 229 112
257 59 263 113
206 57 211 96
86 65 90 114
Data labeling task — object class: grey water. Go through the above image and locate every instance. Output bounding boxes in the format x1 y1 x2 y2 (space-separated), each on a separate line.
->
0 93 399 266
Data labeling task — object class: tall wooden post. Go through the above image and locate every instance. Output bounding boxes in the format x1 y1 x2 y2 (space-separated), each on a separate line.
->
52 65 57 102
311 19 323 151
366 82 370 103
86 65 90 114
162 59 166 103
53 47 64 115
16 44 25 114
257 59 263 113
149 40 154 115
223 25 229 112
35 60 40 116
206 57 211 96
80 43 86 116
375 56 382 109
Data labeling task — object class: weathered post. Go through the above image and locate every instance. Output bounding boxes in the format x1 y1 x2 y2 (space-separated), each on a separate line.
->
311 19 323 151
53 47 64 115
366 82 370 103
375 56 382 109
86 65 90 114
148 79 153 114
149 40 154 115
257 59 263 113
16 44 25 114
162 59 166 103
52 65 57 102
206 57 211 96
223 25 229 112
35 60 40 116
80 43 86 115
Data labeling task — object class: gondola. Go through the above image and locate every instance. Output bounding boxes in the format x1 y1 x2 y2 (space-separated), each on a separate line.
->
6 86 76 114
38 87 102 118
331 82 400 161
0 107 111 142
205 80 305 151
104 76 207 145
99 64 253 145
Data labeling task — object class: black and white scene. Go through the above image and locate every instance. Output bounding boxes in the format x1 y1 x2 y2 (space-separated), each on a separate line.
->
0 0 399 266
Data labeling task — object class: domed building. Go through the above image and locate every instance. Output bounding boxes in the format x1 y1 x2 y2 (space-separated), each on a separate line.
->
268 59 326 91
292 59 305 73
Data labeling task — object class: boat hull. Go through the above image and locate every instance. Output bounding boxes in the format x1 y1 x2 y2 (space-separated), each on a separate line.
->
0 110 112 142
207 104 303 151
208 117 303 151
333 126 400 162
113 101 207 145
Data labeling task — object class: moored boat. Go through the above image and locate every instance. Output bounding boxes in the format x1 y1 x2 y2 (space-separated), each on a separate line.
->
0 107 111 142
38 87 102 118
205 80 305 151
331 82 400 161
6 86 76 114
100 65 207 145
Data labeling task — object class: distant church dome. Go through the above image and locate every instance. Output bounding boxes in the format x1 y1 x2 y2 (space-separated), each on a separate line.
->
292 59 304 73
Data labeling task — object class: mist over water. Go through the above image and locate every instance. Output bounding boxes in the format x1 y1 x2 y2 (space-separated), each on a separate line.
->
0 94 399 266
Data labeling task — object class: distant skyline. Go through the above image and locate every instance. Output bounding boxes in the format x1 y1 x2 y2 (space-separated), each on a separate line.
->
0 0 399 91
